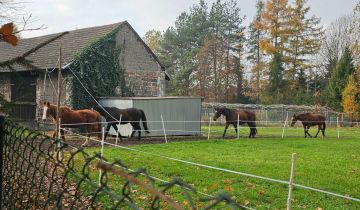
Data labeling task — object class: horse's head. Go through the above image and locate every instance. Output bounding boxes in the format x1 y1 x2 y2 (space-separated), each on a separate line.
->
42 101 53 121
290 114 298 127
213 107 228 121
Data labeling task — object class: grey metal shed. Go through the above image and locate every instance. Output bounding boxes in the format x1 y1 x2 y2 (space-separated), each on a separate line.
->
98 97 202 137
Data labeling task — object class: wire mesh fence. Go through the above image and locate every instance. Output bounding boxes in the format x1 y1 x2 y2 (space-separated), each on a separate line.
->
0 116 250 209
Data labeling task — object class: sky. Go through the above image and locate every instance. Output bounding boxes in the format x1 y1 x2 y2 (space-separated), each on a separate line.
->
21 0 358 38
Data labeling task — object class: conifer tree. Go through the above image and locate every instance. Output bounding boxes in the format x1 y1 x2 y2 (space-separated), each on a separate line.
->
327 47 355 110
286 0 323 82
247 0 265 103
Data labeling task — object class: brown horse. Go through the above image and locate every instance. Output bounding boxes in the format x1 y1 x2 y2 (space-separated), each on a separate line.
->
93 106 150 140
290 113 326 138
213 107 257 138
42 102 102 146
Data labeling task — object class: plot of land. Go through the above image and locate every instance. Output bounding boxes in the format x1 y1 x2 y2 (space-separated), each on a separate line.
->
79 126 360 209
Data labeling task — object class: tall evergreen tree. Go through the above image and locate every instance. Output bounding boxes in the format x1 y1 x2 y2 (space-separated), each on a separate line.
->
286 0 323 82
327 47 355 110
247 0 265 103
266 52 285 103
158 0 245 102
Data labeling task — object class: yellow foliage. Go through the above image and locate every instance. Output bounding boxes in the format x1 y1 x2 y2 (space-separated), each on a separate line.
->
259 40 276 54
342 75 359 120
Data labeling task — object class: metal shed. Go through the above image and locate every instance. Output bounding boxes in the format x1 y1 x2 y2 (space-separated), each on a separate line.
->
98 97 202 137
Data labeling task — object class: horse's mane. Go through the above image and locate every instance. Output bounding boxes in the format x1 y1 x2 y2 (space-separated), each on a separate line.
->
61 106 72 111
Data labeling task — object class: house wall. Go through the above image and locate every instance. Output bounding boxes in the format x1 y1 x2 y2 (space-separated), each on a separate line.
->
36 72 69 120
0 73 11 101
124 71 165 97
115 24 165 97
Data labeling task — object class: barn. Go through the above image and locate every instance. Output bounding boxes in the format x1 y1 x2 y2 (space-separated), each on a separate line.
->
0 21 170 125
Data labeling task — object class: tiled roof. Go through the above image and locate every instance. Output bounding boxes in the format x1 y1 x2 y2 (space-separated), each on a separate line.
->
0 22 124 72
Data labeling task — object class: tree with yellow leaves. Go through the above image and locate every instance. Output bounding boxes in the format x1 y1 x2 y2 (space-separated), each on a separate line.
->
342 75 359 122
259 0 290 55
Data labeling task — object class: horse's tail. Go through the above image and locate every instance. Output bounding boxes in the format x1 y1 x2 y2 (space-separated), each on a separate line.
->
140 110 150 133
93 111 102 139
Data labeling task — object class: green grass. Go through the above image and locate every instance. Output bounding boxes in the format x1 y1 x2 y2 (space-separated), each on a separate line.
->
83 126 360 209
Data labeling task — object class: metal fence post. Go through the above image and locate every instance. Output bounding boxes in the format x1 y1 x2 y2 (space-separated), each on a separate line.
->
237 114 240 139
99 127 105 187
286 153 297 210
282 112 289 139
336 117 340 139
115 114 122 145
207 116 212 140
0 115 5 208
161 114 167 144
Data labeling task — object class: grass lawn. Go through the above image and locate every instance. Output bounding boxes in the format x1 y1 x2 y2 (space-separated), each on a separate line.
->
83 126 360 209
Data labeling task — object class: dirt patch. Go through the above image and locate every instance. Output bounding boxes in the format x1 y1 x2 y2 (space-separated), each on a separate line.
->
65 135 209 148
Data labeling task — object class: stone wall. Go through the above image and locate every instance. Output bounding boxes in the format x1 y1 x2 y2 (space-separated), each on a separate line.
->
125 71 165 96
115 23 166 97
36 72 69 120
0 73 11 101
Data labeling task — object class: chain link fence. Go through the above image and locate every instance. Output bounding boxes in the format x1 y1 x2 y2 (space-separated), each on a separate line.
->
0 116 249 209
202 102 355 127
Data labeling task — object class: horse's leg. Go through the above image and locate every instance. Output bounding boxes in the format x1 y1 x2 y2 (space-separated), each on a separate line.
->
306 126 312 138
233 123 238 137
133 122 141 140
60 129 65 141
322 123 326 137
82 126 90 147
112 124 122 141
314 125 321 138
223 123 229 138
104 123 112 141
303 125 307 138
130 123 136 138
247 122 254 138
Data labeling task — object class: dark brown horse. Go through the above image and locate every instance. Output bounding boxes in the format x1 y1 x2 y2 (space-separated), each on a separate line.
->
93 106 150 140
213 107 257 138
42 102 102 146
290 113 326 138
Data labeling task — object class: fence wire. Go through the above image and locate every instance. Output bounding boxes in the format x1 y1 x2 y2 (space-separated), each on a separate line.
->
0 117 249 210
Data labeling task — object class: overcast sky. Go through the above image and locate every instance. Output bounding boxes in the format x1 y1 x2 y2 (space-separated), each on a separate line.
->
21 0 358 38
